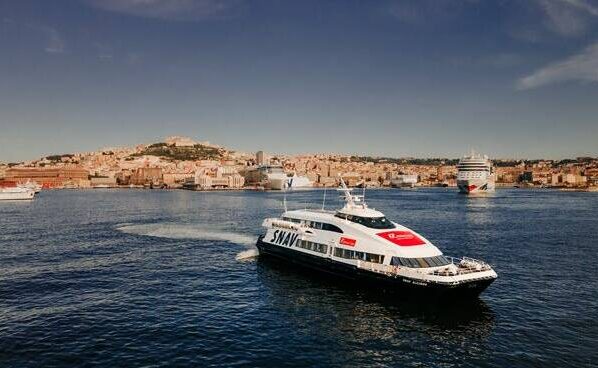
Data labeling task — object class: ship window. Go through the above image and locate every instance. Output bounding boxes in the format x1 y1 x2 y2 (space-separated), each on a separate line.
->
427 256 441 267
335 214 395 229
321 223 343 233
365 253 384 264
302 221 344 233
391 256 451 268
417 258 428 268
298 240 327 254
282 217 301 223
334 248 384 264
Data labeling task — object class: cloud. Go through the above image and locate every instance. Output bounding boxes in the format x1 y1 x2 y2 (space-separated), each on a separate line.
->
387 0 476 25
2 19 66 54
517 42 598 89
561 0 598 16
44 27 66 54
84 0 243 21
535 0 598 36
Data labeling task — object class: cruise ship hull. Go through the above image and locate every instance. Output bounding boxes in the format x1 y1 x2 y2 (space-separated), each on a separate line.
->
256 236 495 300
268 176 312 190
457 179 495 194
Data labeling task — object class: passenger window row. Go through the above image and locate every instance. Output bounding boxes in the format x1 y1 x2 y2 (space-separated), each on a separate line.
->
390 255 451 268
282 217 343 233
334 248 384 264
298 240 328 254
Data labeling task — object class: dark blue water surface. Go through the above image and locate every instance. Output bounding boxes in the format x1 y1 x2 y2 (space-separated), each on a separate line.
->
1 189 597 367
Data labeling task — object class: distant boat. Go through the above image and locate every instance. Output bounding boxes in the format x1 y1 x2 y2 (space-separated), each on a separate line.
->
0 187 35 200
390 174 418 188
457 151 495 194
18 180 42 193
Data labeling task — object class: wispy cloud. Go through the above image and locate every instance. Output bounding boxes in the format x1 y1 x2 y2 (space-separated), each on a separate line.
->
2 18 66 54
517 42 598 89
535 0 598 36
386 0 476 25
44 27 66 54
84 0 244 21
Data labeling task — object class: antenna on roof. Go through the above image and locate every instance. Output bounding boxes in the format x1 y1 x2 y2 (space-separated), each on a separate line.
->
283 188 288 212
322 187 327 210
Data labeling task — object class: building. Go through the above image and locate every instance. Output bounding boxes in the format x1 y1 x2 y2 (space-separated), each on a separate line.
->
90 176 117 187
165 136 196 147
189 167 245 189
130 168 163 186
5 167 90 188
256 151 267 165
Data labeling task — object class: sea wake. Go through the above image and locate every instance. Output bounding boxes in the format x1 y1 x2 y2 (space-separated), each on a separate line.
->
116 223 259 261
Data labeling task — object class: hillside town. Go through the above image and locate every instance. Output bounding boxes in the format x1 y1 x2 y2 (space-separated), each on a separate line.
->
0 136 597 191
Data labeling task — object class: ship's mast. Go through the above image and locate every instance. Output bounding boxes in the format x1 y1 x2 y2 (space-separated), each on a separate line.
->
338 177 367 210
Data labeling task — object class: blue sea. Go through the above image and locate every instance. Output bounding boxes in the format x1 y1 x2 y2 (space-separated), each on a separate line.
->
0 188 597 367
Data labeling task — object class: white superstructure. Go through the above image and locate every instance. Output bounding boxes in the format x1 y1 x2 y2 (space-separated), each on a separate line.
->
456 152 495 194
269 174 312 190
255 165 312 190
0 187 36 200
257 179 497 298
390 174 418 188
18 180 42 193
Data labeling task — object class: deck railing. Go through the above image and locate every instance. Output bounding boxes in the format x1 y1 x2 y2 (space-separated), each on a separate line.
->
357 256 492 278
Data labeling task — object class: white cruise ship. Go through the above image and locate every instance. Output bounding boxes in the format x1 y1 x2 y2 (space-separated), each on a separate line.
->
256 179 497 299
253 165 312 190
0 187 35 200
269 174 312 190
456 152 495 194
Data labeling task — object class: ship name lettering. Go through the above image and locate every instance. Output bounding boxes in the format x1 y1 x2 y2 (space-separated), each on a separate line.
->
270 230 299 247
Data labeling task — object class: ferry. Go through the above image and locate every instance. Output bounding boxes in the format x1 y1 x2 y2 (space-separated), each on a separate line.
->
457 152 495 194
257 179 497 299
18 180 42 193
0 187 35 200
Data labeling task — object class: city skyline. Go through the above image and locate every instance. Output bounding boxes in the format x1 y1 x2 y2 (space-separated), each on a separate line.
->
2 0 598 161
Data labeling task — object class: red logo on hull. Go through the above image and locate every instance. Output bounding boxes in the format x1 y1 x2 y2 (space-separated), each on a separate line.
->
377 231 425 246
339 237 357 246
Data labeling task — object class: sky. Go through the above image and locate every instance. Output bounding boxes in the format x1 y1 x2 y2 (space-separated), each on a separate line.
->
1 0 597 162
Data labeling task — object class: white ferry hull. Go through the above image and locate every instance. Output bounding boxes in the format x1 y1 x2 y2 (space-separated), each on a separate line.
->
256 236 496 299
457 179 495 194
0 189 35 200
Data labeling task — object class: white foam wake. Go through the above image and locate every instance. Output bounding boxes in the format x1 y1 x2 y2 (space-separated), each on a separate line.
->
116 223 256 247
235 248 260 262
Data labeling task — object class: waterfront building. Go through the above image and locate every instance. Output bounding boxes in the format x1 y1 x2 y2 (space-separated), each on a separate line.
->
5 167 90 188
130 168 163 186
192 167 245 189
90 176 118 188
